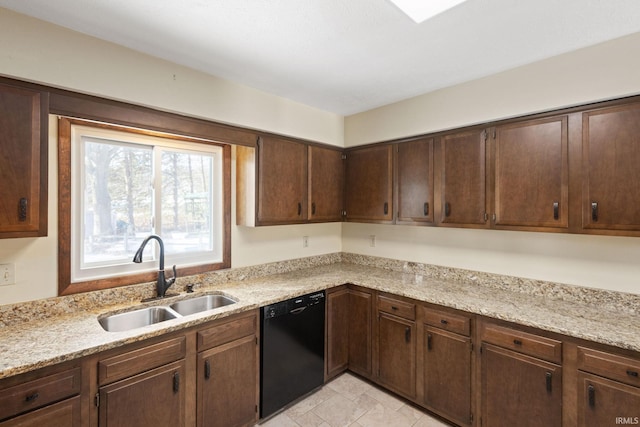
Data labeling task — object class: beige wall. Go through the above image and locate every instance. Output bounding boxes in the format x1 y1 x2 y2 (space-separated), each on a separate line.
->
0 10 343 305
343 32 640 295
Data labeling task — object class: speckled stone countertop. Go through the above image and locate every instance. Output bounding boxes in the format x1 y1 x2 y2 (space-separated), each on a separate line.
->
1 253 639 381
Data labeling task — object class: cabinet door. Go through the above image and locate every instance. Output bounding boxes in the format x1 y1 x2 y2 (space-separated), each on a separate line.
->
377 312 416 398
438 129 488 227
494 117 568 229
257 136 307 224
326 287 350 379
0 397 80 427
578 372 640 427
348 288 373 378
309 146 344 222
0 83 48 238
345 145 393 222
423 327 472 426
481 343 561 427
198 336 258 427
582 103 640 231
397 138 434 224
99 361 186 427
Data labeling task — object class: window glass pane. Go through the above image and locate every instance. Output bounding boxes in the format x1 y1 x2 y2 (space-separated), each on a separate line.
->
160 150 214 255
82 138 153 267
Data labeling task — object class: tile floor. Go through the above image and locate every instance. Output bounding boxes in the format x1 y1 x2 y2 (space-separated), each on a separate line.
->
258 372 451 427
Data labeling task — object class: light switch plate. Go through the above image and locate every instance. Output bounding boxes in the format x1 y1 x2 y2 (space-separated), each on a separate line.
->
0 263 15 286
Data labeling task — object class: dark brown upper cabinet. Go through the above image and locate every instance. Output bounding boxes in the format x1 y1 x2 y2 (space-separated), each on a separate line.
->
436 129 489 228
308 145 344 222
236 137 344 226
344 144 393 223
581 102 640 233
0 82 48 238
493 116 569 230
396 138 434 225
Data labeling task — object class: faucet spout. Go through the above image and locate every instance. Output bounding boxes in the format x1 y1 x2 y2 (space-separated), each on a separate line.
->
132 234 177 298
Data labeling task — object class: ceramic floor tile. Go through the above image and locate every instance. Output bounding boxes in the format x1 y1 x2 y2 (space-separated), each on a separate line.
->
260 412 300 427
286 386 338 419
312 394 368 426
292 410 327 427
325 372 373 401
363 386 405 411
354 401 416 427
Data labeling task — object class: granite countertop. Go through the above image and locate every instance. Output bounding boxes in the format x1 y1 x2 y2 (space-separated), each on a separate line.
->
1 260 639 381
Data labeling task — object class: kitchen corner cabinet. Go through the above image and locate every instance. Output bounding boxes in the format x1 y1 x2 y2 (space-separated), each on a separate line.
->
581 102 640 233
97 336 187 427
422 307 473 426
396 138 434 224
308 145 344 222
345 144 393 223
480 323 562 427
0 362 82 427
196 311 258 427
437 129 489 228
493 116 569 230
375 295 416 399
576 346 640 427
0 82 48 238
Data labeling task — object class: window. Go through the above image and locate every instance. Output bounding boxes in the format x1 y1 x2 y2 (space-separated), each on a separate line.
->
58 118 231 294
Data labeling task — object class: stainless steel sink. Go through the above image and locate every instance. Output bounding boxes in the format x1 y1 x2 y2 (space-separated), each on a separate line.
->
98 293 237 332
169 294 236 316
98 306 179 332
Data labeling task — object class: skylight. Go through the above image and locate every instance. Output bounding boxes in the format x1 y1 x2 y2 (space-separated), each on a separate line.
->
389 0 469 23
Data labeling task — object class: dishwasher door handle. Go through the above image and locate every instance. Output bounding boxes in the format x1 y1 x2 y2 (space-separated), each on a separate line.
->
289 307 307 315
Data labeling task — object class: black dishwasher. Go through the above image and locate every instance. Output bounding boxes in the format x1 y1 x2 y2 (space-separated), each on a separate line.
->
260 290 325 419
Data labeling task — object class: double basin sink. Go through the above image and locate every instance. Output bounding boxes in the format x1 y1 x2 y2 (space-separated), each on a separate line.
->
98 293 236 332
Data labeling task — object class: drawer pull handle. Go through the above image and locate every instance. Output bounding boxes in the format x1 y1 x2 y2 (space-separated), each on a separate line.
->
19 198 28 221
440 319 449 325
297 202 302 216
391 306 398 311
405 327 411 343
312 202 316 215
553 202 559 220
384 202 389 215
445 202 451 217
423 202 429 216
546 371 553 392
588 384 595 407
513 339 523 346
25 392 39 402
627 370 639 377
591 202 598 222
427 333 433 350
204 360 211 380
173 372 180 393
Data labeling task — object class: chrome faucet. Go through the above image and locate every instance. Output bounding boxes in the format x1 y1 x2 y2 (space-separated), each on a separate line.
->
132 234 177 298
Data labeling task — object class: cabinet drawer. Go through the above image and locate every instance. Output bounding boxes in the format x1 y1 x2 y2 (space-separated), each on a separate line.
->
423 307 471 336
98 336 186 385
198 312 257 351
578 346 640 387
482 324 562 363
377 295 415 320
0 367 81 421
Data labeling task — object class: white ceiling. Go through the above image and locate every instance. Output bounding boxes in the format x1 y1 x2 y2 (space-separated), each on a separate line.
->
1 0 640 115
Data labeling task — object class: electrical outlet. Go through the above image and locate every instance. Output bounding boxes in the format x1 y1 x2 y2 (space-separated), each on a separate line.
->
369 235 376 247
0 263 15 286
303 236 309 248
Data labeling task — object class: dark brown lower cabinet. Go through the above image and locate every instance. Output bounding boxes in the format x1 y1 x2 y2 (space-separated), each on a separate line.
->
377 312 416 399
326 286 350 379
99 361 186 427
423 326 472 425
0 396 81 427
348 287 373 378
578 372 640 427
481 343 562 427
198 335 257 427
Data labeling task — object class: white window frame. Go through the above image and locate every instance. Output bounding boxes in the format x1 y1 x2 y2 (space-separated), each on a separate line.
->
70 124 224 283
